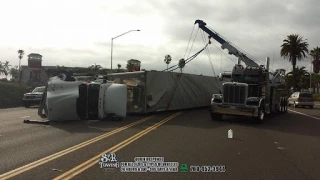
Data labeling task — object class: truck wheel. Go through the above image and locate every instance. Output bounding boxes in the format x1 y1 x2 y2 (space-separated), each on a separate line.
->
280 97 285 113
210 113 223 121
284 98 288 113
256 106 265 123
274 104 280 114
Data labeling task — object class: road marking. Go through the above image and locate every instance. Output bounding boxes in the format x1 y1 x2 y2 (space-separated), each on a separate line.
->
53 112 182 180
288 109 320 120
0 116 154 180
20 116 30 118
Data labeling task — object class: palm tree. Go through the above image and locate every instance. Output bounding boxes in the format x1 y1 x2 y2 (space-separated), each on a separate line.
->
117 64 121 72
310 47 320 73
0 61 4 76
126 62 135 72
2 61 11 79
17 49 24 82
178 58 186 73
280 34 309 91
286 66 309 91
10 65 19 81
164 55 172 71
89 63 103 71
312 73 320 93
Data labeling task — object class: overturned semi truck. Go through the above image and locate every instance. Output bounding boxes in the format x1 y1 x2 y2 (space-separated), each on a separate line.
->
38 75 127 121
38 71 224 120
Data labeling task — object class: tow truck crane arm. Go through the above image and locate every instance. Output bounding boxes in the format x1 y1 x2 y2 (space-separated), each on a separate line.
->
195 20 259 67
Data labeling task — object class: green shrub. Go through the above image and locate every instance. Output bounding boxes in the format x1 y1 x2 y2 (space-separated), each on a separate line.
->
313 93 320 101
0 82 31 108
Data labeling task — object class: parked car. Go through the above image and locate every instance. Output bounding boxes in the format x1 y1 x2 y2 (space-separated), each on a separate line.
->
288 92 314 108
23 86 45 108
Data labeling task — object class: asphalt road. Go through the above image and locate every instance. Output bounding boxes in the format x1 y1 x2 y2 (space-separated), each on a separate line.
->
0 105 319 180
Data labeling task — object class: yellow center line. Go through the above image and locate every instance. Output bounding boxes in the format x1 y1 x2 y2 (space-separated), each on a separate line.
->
0 116 154 180
53 112 182 180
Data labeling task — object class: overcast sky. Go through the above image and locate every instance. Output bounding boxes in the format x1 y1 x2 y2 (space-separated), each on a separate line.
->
0 0 319 77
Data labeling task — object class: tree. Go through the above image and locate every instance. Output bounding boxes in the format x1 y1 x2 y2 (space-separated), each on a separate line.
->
0 61 4 76
89 63 103 71
10 65 19 81
117 64 121 72
178 58 186 73
164 55 172 71
126 62 135 72
280 34 309 91
273 69 286 76
1 61 11 79
17 49 24 83
311 73 320 93
310 47 320 73
285 66 309 91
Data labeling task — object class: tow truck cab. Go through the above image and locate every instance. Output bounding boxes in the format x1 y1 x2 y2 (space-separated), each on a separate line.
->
210 58 288 122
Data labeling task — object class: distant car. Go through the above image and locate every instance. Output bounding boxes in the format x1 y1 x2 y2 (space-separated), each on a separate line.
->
23 86 45 108
288 92 314 108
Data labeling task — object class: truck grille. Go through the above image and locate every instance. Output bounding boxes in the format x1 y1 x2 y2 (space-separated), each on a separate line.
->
223 84 246 104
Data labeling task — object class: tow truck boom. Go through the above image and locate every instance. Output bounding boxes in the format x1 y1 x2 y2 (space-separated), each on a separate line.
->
195 20 258 67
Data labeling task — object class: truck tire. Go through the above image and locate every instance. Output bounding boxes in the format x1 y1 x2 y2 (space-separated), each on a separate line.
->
210 113 223 121
280 97 285 113
284 98 288 113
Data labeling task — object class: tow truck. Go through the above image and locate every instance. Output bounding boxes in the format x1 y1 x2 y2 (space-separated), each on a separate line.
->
195 20 289 123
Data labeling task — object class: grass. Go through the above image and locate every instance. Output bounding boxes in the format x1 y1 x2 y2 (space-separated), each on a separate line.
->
313 93 320 101
0 82 31 108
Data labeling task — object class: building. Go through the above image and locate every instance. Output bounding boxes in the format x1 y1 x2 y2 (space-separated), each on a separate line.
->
127 59 141 71
20 53 48 86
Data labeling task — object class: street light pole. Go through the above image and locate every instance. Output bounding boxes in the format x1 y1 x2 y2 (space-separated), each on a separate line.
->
310 57 312 92
110 29 140 71
111 38 113 71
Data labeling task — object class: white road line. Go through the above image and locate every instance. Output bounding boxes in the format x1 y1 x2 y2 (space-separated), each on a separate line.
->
288 109 320 120
20 116 30 118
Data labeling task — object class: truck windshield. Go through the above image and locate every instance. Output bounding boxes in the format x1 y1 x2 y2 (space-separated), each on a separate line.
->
299 93 313 98
244 75 259 82
32 87 45 93
232 75 244 82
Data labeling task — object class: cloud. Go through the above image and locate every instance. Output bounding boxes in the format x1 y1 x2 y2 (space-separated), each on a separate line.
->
1 0 319 77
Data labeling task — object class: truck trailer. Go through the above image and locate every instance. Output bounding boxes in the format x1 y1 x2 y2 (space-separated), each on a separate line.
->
107 71 223 114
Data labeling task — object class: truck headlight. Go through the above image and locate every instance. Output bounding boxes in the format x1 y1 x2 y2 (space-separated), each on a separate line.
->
212 94 222 103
